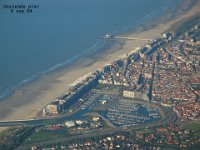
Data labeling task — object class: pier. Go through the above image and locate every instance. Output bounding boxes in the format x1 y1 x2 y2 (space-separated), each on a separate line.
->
115 36 151 41
104 34 152 42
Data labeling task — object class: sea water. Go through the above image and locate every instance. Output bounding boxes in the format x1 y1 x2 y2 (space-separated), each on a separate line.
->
0 0 180 100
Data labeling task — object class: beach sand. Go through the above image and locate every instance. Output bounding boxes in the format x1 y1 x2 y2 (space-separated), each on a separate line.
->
0 0 200 126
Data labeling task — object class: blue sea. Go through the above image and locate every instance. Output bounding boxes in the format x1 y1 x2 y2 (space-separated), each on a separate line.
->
0 0 180 100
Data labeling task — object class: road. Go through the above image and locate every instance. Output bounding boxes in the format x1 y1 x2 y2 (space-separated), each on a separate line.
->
0 99 176 130
16 106 176 149
0 113 86 127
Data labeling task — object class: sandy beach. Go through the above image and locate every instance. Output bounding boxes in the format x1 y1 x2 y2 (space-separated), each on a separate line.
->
0 0 200 126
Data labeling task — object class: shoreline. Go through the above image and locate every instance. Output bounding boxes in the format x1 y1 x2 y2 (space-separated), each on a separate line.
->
0 0 200 123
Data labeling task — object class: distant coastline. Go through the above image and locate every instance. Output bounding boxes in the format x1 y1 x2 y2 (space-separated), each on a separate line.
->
0 0 199 125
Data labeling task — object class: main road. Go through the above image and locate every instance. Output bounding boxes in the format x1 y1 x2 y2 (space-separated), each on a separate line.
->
0 103 176 130
16 106 177 150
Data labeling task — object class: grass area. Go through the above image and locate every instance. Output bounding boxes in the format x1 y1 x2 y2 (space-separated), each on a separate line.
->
183 122 200 136
0 127 37 150
23 129 70 145
136 128 153 134
191 144 200 150
161 146 178 150
184 122 200 130
0 127 21 144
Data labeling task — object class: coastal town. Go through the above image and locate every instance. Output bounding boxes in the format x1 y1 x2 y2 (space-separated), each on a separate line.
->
43 24 200 122
0 12 200 150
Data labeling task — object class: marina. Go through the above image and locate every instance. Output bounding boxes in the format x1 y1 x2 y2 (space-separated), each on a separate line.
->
99 99 161 127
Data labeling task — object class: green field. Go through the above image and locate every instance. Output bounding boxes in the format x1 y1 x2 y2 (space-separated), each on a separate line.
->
183 122 200 136
23 129 70 145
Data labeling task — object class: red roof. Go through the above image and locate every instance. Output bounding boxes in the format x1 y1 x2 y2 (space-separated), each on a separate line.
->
195 90 200 96
157 128 168 132
191 79 200 84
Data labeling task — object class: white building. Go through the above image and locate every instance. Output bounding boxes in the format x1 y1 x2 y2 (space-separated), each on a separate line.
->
65 121 75 128
45 104 59 114
92 116 100 122
123 90 149 101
